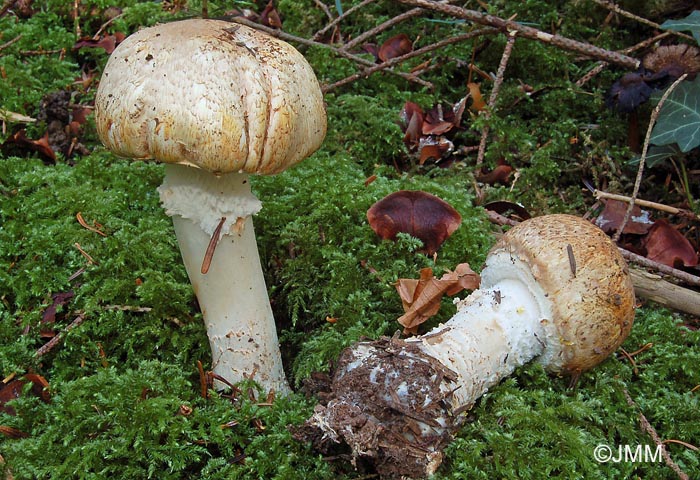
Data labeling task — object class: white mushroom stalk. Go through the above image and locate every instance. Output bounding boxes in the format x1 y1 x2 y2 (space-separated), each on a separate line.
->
300 215 635 478
94 19 327 395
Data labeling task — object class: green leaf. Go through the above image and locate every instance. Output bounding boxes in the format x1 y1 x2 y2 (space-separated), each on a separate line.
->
660 10 700 44
650 76 700 152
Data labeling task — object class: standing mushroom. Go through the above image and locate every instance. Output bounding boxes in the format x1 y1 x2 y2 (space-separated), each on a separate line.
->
94 19 326 394
299 214 635 477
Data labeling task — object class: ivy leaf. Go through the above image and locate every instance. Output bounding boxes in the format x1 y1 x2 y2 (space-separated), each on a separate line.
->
650 76 700 152
660 10 700 44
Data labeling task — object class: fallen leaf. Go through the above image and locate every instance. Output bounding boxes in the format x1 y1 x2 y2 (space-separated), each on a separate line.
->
595 199 654 235
643 219 698 268
260 0 282 29
0 374 50 416
396 263 480 333
378 33 413 62
476 161 514 185
73 32 126 54
2 130 56 161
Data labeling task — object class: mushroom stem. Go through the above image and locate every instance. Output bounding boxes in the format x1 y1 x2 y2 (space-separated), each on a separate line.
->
159 164 290 394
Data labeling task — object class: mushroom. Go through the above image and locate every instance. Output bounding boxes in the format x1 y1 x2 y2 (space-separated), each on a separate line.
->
367 190 462 255
300 214 635 477
94 19 326 394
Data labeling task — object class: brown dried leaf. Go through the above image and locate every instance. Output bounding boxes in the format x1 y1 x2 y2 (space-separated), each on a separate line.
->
0 374 50 416
378 33 413 62
644 219 698 268
595 199 653 235
2 130 56 161
260 0 282 29
396 263 480 333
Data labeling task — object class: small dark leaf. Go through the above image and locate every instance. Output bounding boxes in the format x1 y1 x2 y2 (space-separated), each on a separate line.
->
378 33 412 62
483 201 531 221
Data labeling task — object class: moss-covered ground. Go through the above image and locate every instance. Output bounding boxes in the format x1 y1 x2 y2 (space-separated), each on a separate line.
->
1 0 698 478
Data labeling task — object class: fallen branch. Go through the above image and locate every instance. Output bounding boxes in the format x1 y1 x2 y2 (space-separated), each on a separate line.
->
397 0 639 69
622 387 690 480
229 16 432 89
629 267 700 317
324 27 496 92
594 189 700 222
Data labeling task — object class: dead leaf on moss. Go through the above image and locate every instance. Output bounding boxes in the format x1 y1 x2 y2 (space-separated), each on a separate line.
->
396 263 480 334
644 219 698 268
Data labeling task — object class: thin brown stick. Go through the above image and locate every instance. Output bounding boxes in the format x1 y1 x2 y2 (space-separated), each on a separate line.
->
398 0 639 69
0 34 21 53
312 0 334 21
620 249 700 287
575 31 675 87
312 0 376 42
323 27 496 92
595 190 700 221
622 387 690 480
613 74 688 242
228 16 431 88
475 30 516 167
35 314 86 358
341 7 424 52
591 0 694 42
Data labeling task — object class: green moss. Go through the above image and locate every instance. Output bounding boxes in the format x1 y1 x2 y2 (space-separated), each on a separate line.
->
1 0 699 478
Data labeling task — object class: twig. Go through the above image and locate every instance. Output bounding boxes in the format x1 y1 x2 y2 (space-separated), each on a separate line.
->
619 249 700 288
0 34 21 53
312 0 334 22
313 0 376 42
341 7 425 52
622 387 690 480
594 190 700 221
575 31 675 87
591 0 694 42
228 16 431 89
613 74 688 242
324 28 496 92
475 29 516 167
397 0 639 69
35 314 86 358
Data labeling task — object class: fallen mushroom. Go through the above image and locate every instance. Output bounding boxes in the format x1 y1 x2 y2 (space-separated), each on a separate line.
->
94 19 326 394
299 214 635 478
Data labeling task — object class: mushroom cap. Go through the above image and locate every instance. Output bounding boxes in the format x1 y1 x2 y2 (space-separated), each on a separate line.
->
94 19 326 175
481 214 635 374
367 190 462 255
